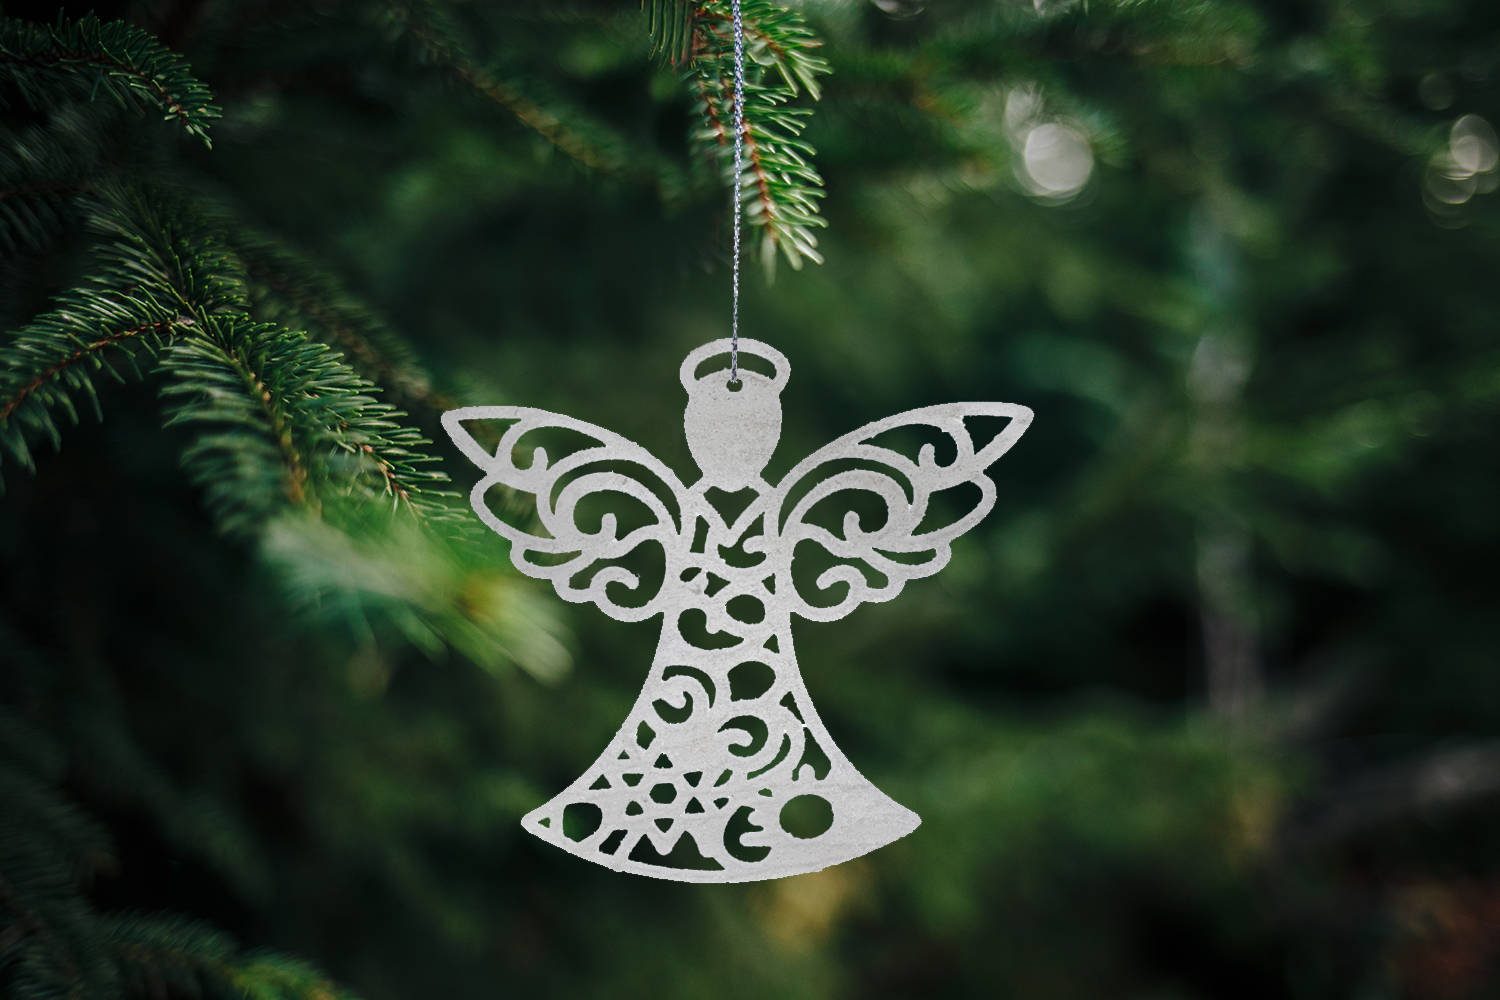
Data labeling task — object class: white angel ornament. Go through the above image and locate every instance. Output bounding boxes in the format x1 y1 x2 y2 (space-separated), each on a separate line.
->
443 339 1031 882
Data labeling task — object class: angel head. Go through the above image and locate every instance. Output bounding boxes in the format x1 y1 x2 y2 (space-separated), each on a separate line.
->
679 339 789 491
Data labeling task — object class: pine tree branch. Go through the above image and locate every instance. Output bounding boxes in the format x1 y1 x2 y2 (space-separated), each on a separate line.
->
380 0 636 176
0 184 243 486
171 322 313 510
1 181 452 532
97 190 454 525
225 230 444 411
0 317 180 425
161 316 453 536
86 185 246 320
0 13 220 147
262 513 572 683
667 0 830 270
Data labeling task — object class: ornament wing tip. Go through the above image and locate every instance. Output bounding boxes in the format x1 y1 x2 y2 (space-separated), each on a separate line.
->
443 405 555 471
965 401 1034 467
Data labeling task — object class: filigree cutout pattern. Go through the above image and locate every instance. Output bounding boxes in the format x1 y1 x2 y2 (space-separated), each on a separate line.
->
443 339 1032 882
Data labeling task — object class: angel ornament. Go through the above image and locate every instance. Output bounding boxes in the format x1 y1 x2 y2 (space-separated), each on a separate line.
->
443 339 1032 882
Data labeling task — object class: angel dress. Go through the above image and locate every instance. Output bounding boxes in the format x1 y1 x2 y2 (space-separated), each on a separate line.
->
443 339 1031 882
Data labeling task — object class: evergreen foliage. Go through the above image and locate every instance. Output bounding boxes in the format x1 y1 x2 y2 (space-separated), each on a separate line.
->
0 13 218 146
2 1 1499 999
649 0 831 268
380 0 644 178
160 317 448 536
1 706 358 1000
0 178 450 527
226 231 438 410
0 188 199 485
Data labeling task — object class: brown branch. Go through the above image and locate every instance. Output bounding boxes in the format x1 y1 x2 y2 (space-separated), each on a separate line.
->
691 28 729 148
361 441 412 505
397 16 614 173
695 78 728 148
1 49 194 131
339 429 420 517
216 341 420 515
691 15 782 250
740 118 778 233
237 357 309 506
695 75 780 249
712 75 780 246
448 63 611 172
365 445 425 519
0 317 177 424
200 334 312 508
698 5 790 64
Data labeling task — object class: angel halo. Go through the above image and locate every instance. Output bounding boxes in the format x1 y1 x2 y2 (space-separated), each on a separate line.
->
442 338 1031 882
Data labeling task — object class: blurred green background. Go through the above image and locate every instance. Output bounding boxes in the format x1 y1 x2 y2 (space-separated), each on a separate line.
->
3 1 1500 997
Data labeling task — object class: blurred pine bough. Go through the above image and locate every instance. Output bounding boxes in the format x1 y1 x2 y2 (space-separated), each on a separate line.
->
0 5 831 995
0 1 838 685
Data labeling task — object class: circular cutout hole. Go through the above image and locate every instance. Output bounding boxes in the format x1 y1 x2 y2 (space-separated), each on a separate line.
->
726 594 764 624
562 802 602 842
726 377 744 392
728 660 774 700
779 794 833 839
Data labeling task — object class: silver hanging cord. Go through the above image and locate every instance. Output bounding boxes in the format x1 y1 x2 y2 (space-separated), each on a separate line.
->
729 0 746 383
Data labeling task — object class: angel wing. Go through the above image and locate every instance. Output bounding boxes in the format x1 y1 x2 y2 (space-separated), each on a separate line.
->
764 402 1032 622
442 406 690 622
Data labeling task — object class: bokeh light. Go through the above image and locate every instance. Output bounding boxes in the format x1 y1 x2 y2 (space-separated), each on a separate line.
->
1004 84 1095 203
1425 113 1499 208
1020 122 1095 200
